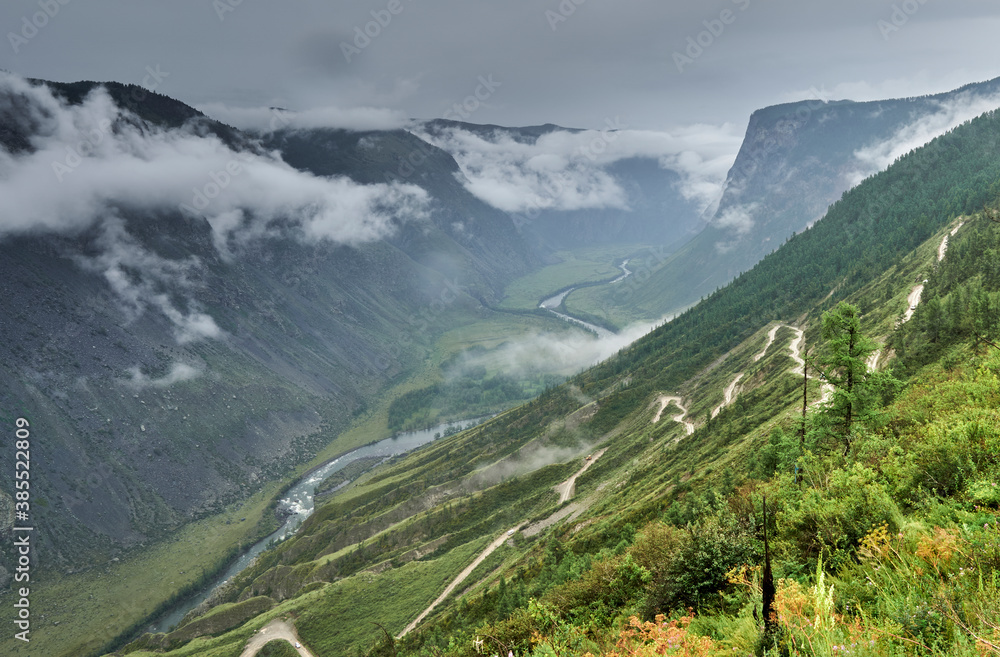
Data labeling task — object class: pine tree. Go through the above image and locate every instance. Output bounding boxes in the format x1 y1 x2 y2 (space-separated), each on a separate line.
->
817 301 878 453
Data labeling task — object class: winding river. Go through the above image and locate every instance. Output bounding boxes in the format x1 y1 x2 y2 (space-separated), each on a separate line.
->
149 418 483 633
538 259 631 337
150 259 634 633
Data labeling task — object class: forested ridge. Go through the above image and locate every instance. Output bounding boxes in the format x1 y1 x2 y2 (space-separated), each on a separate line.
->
578 109 1000 409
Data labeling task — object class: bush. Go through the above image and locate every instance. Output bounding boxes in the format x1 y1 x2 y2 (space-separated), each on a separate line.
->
778 463 901 569
259 639 300 657
642 512 758 617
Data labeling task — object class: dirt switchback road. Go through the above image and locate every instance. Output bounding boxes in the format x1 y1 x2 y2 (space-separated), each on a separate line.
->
905 223 964 324
555 448 608 504
240 619 316 657
400 448 613 638
755 325 781 362
653 396 695 435
398 526 523 639
711 373 744 419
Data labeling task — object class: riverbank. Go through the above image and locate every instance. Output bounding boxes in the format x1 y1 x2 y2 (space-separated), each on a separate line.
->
147 418 488 634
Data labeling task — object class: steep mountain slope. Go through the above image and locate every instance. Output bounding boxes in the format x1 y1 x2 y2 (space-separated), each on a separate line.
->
100 86 1000 657
262 126 537 294
598 76 1000 320
0 76 540 575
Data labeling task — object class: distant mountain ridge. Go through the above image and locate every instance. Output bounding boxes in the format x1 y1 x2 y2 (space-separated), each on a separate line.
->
621 75 1000 318
418 118 707 252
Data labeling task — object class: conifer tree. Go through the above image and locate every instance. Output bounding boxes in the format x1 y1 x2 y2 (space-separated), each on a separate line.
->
817 301 877 453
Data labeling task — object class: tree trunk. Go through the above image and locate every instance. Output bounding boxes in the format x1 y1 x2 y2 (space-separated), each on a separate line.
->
762 495 776 637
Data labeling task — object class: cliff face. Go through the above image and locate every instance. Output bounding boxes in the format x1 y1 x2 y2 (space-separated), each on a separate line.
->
627 77 1000 318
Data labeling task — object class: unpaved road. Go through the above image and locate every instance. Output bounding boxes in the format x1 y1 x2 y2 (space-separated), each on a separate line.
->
787 326 805 372
938 220 965 262
399 448 613 638
905 223 964 323
781 325 833 405
240 619 316 657
903 284 924 323
555 448 608 504
867 348 881 372
398 526 523 638
755 325 781 362
711 373 744 419
653 395 695 435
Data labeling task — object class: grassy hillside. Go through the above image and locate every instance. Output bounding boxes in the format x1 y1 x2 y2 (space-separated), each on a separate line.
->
101 103 1000 657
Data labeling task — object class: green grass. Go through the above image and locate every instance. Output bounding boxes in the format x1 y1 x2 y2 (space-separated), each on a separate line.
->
0 483 282 657
121 537 495 657
499 245 644 310
294 537 491 654
258 639 299 657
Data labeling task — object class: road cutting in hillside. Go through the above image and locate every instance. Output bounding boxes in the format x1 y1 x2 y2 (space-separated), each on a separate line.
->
787 326 805 372
867 348 881 372
903 284 924 323
711 373 744 418
755 325 782 362
398 524 525 639
784 324 835 404
555 448 608 504
400 447 611 638
240 619 316 657
653 395 695 435
904 221 965 324
938 219 966 262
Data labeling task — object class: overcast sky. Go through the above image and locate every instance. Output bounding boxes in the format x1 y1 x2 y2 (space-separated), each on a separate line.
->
2 0 1000 132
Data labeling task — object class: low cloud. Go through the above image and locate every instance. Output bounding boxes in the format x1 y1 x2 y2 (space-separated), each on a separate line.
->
714 203 757 236
71 217 222 344
417 122 741 216
848 91 1000 186
125 362 202 390
198 102 412 133
457 318 664 380
0 72 429 342
467 440 597 491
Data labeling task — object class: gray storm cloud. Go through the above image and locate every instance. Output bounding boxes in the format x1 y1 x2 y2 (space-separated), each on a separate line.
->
0 72 430 343
417 123 742 216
